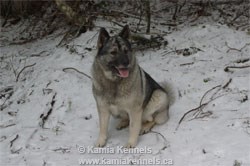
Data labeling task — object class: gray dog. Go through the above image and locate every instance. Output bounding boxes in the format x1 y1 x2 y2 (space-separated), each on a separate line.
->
92 25 172 148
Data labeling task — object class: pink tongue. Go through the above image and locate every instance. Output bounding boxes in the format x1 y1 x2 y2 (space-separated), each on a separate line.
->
118 69 129 78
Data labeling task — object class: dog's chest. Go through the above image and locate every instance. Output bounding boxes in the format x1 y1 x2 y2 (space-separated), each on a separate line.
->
99 82 137 108
109 104 128 117
105 85 133 104
98 79 132 99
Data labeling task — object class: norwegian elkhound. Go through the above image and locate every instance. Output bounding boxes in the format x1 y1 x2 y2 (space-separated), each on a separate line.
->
92 25 173 148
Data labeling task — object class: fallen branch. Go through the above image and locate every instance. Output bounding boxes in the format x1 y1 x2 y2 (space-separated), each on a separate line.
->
224 65 250 72
10 134 19 148
62 67 91 79
86 31 99 44
0 86 14 111
226 42 250 53
178 84 223 127
180 62 194 66
39 93 57 128
162 46 203 56
178 103 208 125
191 111 213 120
150 130 169 151
222 78 232 89
52 147 71 153
10 147 22 154
196 85 221 116
16 63 36 82
9 38 40 46
25 129 38 148
30 51 48 57
0 123 16 128
235 58 249 64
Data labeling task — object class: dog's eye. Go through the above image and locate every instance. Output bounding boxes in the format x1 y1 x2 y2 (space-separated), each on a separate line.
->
110 50 117 55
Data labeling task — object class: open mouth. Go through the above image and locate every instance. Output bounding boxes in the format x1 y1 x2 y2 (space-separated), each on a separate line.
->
114 67 129 78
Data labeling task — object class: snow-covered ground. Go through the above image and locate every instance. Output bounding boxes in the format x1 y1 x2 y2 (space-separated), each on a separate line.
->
1 18 250 166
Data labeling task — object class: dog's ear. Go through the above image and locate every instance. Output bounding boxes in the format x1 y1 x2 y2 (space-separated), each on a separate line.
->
97 28 110 49
119 25 129 39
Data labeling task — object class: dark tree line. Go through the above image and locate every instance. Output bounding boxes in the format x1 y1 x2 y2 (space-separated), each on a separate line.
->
1 0 249 47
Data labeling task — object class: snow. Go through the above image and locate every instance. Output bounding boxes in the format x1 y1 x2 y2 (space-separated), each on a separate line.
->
1 19 250 166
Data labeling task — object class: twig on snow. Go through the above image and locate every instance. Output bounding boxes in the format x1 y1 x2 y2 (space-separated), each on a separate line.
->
52 147 71 153
150 130 169 151
224 65 250 72
86 31 99 44
235 58 249 64
10 147 22 154
222 78 232 89
16 63 36 82
62 67 92 79
177 85 223 128
180 62 194 66
39 93 57 128
0 123 16 128
225 42 250 53
178 103 208 126
10 134 19 148
25 129 38 148
196 85 221 116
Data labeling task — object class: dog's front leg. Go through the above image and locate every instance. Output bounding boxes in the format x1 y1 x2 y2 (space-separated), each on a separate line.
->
95 107 110 147
125 109 142 148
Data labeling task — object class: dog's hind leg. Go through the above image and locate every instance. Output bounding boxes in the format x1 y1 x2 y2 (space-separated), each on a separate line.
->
154 106 169 124
142 89 169 124
141 89 169 135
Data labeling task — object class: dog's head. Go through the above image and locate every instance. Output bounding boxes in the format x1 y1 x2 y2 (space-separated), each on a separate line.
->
96 25 134 80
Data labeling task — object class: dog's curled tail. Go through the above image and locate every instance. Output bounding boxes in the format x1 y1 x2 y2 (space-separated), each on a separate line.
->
161 81 176 106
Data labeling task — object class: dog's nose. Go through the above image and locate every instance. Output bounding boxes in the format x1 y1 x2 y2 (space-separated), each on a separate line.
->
122 59 129 67
119 55 129 67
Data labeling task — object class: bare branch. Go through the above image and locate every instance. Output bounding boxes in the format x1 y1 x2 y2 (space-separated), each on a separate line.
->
197 85 221 116
10 134 19 148
62 67 92 80
16 63 36 82
224 65 250 72
226 42 250 53
39 93 57 128
178 85 223 127
222 78 232 89
145 0 151 33
178 103 208 125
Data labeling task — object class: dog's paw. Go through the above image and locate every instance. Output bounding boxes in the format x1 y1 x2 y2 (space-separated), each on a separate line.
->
140 121 155 135
95 138 106 147
140 126 151 135
124 142 136 148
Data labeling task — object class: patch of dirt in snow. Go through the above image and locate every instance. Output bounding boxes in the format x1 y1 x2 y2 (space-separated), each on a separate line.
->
1 21 250 166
